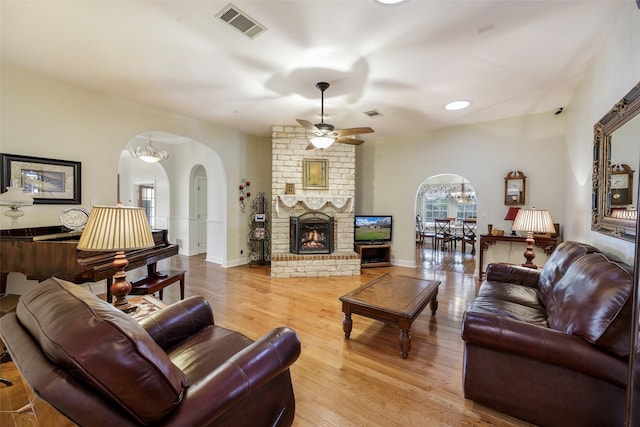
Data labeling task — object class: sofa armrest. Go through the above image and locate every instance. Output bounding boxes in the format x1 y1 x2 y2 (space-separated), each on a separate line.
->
486 263 541 288
461 310 628 387
163 326 301 427
139 296 214 350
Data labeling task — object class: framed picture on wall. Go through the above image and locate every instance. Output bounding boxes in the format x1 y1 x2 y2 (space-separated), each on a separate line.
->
1 153 82 204
302 158 328 190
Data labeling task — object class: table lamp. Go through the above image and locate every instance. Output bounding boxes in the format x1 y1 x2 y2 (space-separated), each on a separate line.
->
0 184 34 227
511 208 556 268
504 207 521 236
611 208 637 220
77 205 155 311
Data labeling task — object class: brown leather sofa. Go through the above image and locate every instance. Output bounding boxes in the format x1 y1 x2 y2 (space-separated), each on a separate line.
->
462 241 633 427
0 277 301 426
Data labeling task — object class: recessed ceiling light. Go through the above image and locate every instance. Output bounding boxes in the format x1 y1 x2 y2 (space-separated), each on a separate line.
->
444 100 471 111
374 0 408 5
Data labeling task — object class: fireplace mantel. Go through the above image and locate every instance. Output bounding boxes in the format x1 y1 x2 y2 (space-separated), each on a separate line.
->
276 195 352 214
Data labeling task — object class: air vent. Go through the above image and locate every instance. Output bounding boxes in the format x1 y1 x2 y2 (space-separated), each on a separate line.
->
217 4 266 39
364 109 383 118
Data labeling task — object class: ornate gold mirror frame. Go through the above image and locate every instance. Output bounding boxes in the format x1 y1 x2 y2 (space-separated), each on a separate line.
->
592 81 640 241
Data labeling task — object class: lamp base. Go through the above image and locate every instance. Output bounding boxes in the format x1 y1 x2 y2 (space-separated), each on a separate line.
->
110 251 135 313
522 231 537 268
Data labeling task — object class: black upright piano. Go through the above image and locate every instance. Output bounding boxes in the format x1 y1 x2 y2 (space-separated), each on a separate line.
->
0 226 179 295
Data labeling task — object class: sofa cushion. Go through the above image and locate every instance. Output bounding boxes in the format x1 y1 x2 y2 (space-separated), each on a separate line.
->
466 296 548 327
546 253 633 356
538 241 600 307
16 277 189 425
477 281 545 311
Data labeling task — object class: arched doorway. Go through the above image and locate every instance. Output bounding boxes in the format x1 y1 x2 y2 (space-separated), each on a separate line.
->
119 132 227 265
415 174 477 274
191 165 207 256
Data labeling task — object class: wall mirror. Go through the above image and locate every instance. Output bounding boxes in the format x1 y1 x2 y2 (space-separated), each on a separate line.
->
592 81 640 241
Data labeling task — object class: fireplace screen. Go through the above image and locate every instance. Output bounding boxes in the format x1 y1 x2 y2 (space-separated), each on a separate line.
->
290 212 334 254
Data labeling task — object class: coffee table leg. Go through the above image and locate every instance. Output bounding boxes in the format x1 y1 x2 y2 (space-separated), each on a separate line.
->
343 312 353 339
430 291 439 315
399 329 411 359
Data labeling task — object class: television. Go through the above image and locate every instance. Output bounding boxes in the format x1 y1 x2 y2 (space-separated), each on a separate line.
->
354 215 393 244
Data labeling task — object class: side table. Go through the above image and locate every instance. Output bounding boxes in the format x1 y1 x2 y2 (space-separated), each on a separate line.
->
129 270 185 300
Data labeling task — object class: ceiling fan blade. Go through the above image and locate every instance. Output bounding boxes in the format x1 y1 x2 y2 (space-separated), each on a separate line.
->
335 127 374 137
305 143 316 150
297 119 322 134
336 136 365 145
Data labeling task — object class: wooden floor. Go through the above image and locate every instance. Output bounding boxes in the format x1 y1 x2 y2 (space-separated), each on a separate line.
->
1 246 533 426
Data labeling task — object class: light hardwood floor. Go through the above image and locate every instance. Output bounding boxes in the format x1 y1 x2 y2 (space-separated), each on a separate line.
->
1 247 533 426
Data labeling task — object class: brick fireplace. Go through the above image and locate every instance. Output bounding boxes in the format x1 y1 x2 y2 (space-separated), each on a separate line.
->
270 125 361 277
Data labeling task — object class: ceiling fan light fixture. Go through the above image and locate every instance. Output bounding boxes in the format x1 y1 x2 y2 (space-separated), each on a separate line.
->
309 136 335 149
444 100 471 111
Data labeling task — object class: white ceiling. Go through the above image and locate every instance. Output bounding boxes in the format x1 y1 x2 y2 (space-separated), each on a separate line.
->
1 1 626 141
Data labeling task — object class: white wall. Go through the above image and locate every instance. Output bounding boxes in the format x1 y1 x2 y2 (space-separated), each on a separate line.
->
357 2 640 267
0 64 266 272
118 149 171 229
563 1 640 262
358 112 566 267
2 1 637 279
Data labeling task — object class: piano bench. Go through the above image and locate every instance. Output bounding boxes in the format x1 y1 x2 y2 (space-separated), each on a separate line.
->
129 270 185 301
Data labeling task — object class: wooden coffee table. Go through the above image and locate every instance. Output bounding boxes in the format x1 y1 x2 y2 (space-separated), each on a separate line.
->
339 273 440 358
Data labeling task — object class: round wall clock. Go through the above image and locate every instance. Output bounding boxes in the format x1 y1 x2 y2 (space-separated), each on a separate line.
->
60 207 89 230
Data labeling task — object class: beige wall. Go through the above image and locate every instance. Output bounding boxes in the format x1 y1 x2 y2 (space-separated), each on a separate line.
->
2 0 638 279
563 0 639 262
0 64 267 271
358 112 566 267
357 1 640 267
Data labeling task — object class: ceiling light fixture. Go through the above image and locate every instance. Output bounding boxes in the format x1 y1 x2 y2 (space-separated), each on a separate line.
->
309 136 335 149
450 179 475 203
130 134 169 163
444 100 471 111
374 0 408 5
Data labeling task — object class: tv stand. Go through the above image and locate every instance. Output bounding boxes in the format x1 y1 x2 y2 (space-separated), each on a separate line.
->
355 243 391 268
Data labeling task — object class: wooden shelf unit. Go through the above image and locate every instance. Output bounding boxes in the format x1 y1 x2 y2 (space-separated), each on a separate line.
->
355 243 391 268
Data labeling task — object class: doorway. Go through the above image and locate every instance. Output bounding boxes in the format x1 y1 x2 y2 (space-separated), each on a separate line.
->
415 174 477 274
194 168 207 255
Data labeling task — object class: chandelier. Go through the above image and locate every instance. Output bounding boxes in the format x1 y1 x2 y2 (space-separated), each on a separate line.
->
450 180 475 203
129 135 169 163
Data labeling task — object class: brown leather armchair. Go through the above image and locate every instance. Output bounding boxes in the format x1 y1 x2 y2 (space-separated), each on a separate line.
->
0 277 301 426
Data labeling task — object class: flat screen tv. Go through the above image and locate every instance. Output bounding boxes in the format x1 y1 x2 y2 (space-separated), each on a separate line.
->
354 215 393 244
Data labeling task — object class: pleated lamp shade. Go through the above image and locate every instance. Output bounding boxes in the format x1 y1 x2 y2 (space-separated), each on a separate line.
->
78 205 154 251
512 208 556 234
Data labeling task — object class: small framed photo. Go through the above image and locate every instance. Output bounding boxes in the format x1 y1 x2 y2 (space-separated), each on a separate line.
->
285 182 296 195
302 158 328 190
1 153 81 204
254 213 265 222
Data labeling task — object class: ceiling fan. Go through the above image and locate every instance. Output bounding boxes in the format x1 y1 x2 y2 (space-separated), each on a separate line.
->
297 82 374 149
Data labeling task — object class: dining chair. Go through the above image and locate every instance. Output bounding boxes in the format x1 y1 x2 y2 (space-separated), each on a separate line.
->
415 215 424 246
434 218 454 251
461 218 477 254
